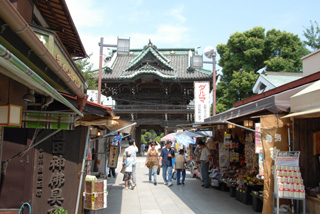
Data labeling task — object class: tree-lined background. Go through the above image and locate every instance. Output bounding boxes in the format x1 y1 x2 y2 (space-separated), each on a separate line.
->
215 21 320 113
73 21 320 114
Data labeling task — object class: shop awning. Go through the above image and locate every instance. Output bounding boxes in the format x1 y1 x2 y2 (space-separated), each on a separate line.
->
75 117 136 134
22 110 76 130
204 83 311 123
176 130 204 138
282 108 320 118
0 45 83 117
282 80 320 118
175 134 195 147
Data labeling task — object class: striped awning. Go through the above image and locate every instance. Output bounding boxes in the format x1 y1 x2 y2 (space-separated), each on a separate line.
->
22 110 75 130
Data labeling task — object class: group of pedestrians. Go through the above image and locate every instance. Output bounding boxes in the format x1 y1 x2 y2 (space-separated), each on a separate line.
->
144 141 186 187
119 138 211 190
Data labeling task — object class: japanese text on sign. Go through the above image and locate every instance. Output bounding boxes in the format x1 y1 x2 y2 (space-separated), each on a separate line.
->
194 81 210 123
47 132 66 214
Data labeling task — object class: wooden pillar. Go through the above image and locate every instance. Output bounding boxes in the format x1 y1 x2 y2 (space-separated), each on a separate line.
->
164 126 168 136
135 126 141 156
0 127 3 184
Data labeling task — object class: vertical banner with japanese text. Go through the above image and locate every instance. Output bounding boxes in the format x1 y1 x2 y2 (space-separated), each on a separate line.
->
194 81 210 123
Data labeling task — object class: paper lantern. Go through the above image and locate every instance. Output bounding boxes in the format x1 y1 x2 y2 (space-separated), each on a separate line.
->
90 127 98 136
0 104 22 126
228 124 235 129
244 120 253 127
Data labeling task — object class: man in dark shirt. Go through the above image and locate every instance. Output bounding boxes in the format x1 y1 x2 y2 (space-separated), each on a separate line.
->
159 141 175 187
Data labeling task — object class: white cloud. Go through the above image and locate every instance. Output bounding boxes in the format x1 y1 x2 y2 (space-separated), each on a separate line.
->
69 3 190 68
130 24 189 48
83 23 190 69
168 6 186 24
66 0 108 27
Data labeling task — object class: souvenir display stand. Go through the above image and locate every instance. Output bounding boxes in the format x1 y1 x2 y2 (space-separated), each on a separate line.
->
205 130 264 211
273 151 306 214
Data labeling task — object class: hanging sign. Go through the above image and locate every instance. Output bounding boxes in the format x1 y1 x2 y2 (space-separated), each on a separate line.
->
255 123 263 153
275 151 300 167
108 145 119 168
194 81 210 123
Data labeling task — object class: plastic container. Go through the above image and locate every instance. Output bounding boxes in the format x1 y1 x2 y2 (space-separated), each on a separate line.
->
230 186 236 197
251 193 263 212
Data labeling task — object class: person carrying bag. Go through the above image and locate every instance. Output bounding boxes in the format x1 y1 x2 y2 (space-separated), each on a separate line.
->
145 141 159 185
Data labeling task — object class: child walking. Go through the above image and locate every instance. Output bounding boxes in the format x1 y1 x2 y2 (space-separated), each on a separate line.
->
123 151 136 190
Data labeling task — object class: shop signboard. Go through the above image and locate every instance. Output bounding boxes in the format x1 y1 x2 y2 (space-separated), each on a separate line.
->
32 127 88 214
255 123 263 153
108 145 119 168
194 81 210 123
275 151 300 166
219 133 230 169
31 25 85 91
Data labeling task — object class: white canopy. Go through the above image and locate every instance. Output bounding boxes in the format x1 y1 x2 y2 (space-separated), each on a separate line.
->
283 79 320 118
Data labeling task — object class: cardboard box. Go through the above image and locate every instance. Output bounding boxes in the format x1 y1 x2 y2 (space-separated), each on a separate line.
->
84 192 108 210
85 179 107 193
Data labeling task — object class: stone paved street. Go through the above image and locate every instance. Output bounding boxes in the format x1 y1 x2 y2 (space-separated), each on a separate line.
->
98 156 259 214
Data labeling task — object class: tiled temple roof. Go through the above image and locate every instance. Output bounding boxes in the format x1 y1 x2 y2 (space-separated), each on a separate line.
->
99 41 212 81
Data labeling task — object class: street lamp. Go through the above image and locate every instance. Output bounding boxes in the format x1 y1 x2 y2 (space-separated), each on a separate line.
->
98 37 130 104
191 46 217 116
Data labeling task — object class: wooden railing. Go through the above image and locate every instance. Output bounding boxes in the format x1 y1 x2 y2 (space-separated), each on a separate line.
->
111 105 194 111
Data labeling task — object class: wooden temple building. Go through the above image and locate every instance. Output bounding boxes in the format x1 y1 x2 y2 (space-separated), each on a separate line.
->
100 41 213 147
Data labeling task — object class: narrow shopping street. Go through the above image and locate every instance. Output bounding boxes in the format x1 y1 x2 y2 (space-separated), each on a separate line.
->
102 156 258 214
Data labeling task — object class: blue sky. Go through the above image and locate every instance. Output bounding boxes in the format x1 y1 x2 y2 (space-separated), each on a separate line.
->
67 0 320 71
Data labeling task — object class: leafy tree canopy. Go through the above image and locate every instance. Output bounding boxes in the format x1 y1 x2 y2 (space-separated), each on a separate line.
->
303 20 320 51
215 27 308 113
216 71 258 113
73 54 97 93
217 27 308 82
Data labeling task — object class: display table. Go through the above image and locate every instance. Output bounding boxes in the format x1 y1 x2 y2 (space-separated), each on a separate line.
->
272 192 306 214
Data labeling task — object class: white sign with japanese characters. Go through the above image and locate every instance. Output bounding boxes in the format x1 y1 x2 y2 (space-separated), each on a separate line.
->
194 81 210 123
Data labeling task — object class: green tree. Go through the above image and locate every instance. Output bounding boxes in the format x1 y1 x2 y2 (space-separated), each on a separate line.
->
73 54 97 92
216 27 308 113
303 20 320 51
216 71 258 113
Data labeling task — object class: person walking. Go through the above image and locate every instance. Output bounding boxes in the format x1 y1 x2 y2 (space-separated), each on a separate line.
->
142 143 145 155
123 139 138 185
108 167 116 178
148 141 161 151
175 149 186 185
198 141 212 188
123 151 135 190
145 141 159 185
159 141 175 187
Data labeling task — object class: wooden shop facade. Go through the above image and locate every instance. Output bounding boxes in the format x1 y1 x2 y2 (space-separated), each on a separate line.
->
0 1 117 213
